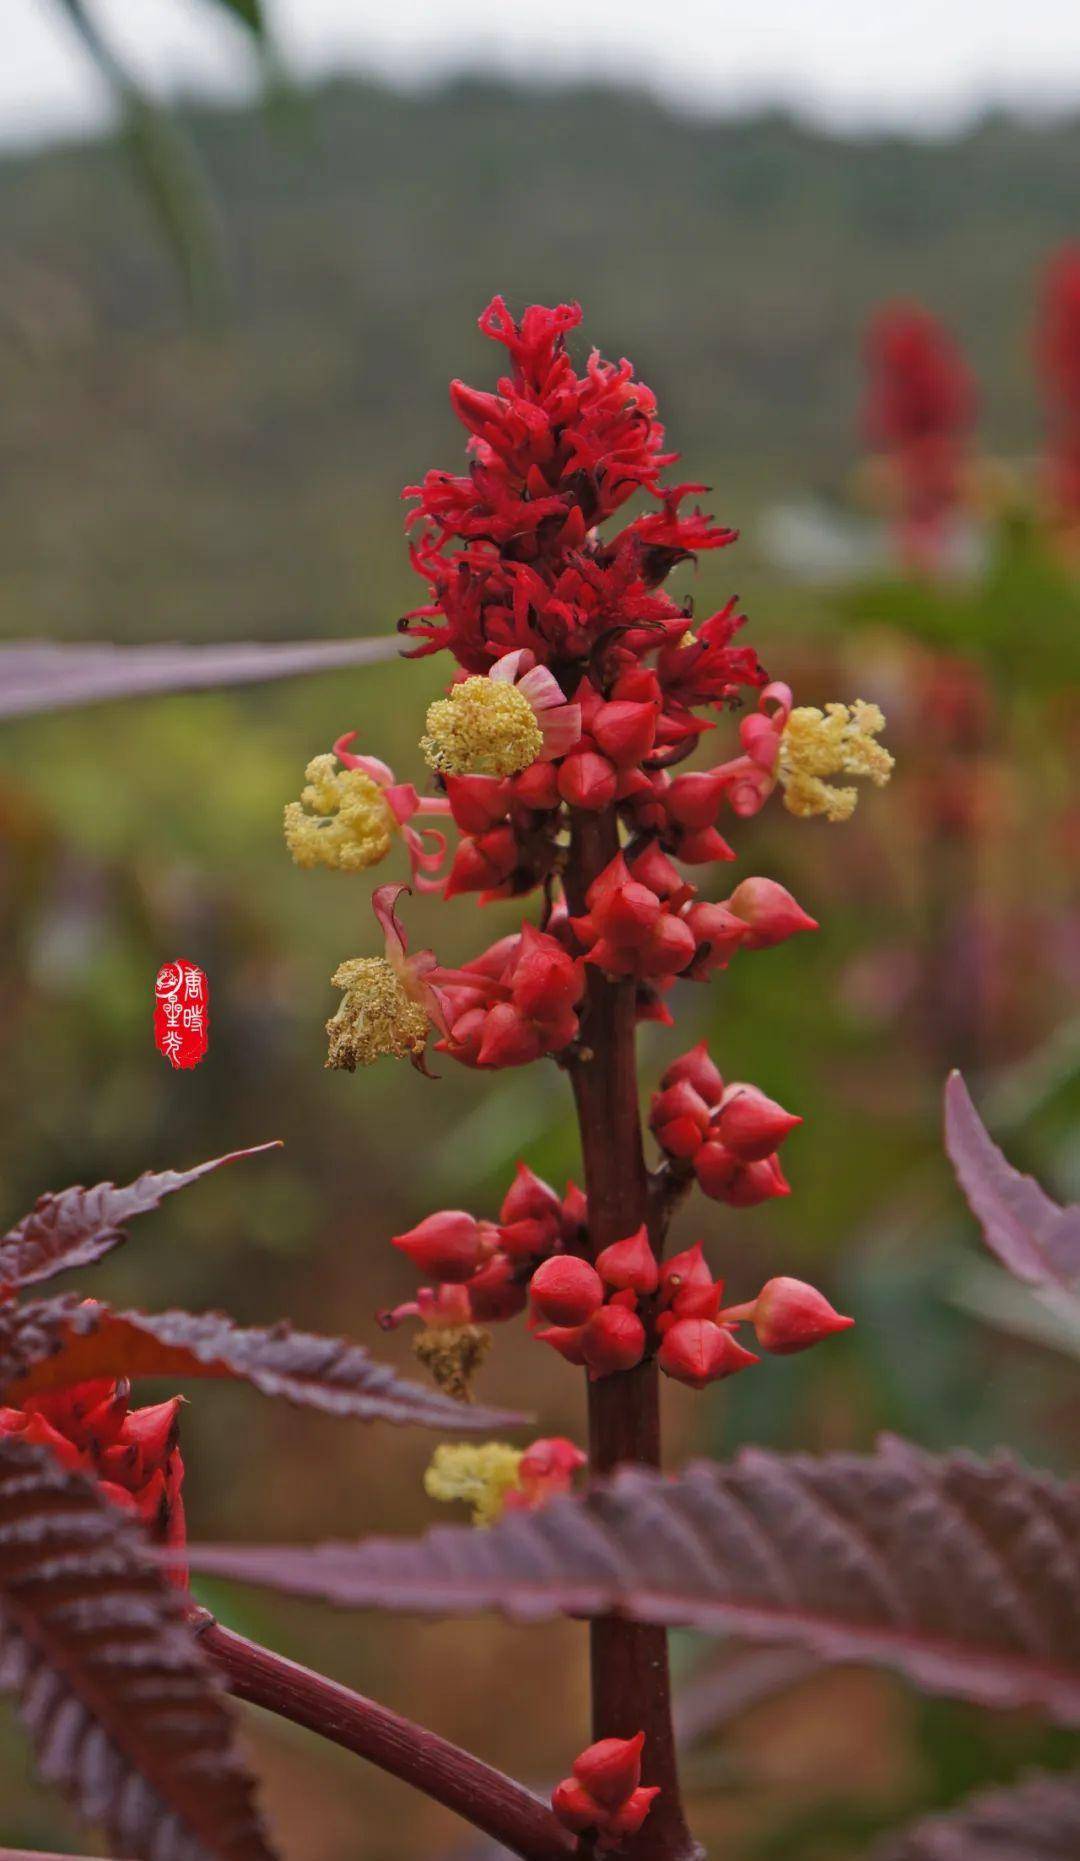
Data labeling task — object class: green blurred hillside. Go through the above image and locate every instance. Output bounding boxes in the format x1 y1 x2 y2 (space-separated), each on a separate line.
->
2 80 1079 644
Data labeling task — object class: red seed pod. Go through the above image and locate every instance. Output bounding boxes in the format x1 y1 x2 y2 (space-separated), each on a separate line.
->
517 1437 587 1491
683 900 751 976
693 1140 741 1198
658 1318 758 1388
605 1786 662 1840
512 760 561 810
749 1276 854 1354
443 772 510 835
572 1732 645 1809
444 828 518 899
500 1162 562 1228
665 766 730 829
594 1225 659 1295
660 1042 724 1107
392 1210 490 1283
560 1181 590 1248
725 876 819 950
476 1002 544 1068
714 1084 802 1163
580 1305 647 1379
530 1255 605 1327
511 925 584 1021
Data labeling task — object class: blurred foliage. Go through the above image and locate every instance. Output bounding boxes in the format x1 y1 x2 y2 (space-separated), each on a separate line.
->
0 74 1078 1861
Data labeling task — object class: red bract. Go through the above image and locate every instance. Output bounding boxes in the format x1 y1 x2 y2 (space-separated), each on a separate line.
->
1036 245 1080 528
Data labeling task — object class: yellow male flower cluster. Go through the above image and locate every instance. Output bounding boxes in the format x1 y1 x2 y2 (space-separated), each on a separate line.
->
423 1442 525 1527
324 957 428 1071
284 754 396 872
778 700 894 823
422 677 543 778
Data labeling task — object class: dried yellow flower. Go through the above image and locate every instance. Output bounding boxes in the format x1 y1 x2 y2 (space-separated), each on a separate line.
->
422 678 543 778
423 1442 524 1527
324 957 428 1070
284 754 396 872
778 700 894 822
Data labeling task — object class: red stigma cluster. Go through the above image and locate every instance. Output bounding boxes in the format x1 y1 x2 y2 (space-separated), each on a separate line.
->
0 1377 186 1576
552 1732 659 1849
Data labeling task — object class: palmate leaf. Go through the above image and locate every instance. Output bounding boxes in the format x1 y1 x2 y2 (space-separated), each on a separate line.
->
0 1434 275 1861
0 1144 281 1293
0 637 399 720
871 1770 1080 1859
0 1297 524 1432
186 1438 1080 1723
945 1071 1080 1290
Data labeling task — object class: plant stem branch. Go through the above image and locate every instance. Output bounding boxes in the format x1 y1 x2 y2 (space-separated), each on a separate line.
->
565 811 701 1861
199 1618 576 1861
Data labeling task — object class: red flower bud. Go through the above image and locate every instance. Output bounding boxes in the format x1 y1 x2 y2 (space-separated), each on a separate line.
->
534 1322 589 1366
605 1786 662 1840
444 773 510 835
660 1042 724 1106
467 1253 528 1322
723 1155 791 1207
659 1242 714 1305
591 699 658 767
714 1084 802 1162
580 1305 647 1379
557 749 618 811
513 760 561 809
649 1079 711 1158
683 900 751 976
392 1210 491 1283
665 767 730 829
725 877 818 949
444 828 518 898
477 1003 544 1068
572 1732 644 1809
747 1277 854 1354
500 1162 562 1228
658 1319 758 1388
530 1255 605 1327
692 1140 741 1198
552 1778 601 1832
517 1436 587 1494
595 1225 659 1294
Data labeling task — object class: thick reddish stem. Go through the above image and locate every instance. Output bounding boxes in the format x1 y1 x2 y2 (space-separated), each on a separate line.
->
200 1619 575 1861
566 812 700 1861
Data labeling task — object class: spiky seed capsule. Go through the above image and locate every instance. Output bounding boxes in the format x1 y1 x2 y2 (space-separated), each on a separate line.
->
422 678 543 778
284 754 396 870
778 700 894 822
324 957 428 1069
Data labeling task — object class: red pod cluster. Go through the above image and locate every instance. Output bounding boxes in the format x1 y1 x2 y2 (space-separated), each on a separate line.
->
434 923 585 1067
649 1043 800 1209
552 1732 660 1850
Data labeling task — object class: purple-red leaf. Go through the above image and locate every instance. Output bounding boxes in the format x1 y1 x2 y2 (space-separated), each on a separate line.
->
945 1071 1080 1289
0 1434 276 1861
185 1438 1080 1724
0 1144 281 1293
0 637 399 720
0 1297 525 1431
871 1770 1080 1860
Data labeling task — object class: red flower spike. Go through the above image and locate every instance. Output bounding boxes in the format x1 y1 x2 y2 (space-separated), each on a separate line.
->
714 1084 802 1163
580 1305 647 1379
660 1042 724 1106
658 1319 758 1388
572 1733 645 1809
392 1210 494 1283
742 1276 854 1354
530 1255 605 1328
594 1225 659 1294
725 877 819 950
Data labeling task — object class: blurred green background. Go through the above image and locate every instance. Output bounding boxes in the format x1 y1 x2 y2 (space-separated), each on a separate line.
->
1 70 1078 1861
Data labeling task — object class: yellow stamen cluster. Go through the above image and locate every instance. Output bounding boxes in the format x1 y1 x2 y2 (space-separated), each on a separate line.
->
324 957 428 1070
422 679 543 778
284 755 396 872
424 1442 524 1527
413 1324 492 1402
778 700 894 823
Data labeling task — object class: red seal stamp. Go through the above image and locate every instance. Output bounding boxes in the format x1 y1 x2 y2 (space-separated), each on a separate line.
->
154 959 210 1069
